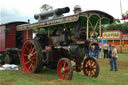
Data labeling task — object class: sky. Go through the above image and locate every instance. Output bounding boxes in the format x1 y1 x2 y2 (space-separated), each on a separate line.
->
0 0 128 24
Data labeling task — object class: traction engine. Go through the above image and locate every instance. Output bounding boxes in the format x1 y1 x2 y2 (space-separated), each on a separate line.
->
16 7 113 80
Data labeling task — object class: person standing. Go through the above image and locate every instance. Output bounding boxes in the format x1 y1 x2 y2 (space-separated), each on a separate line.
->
95 45 99 58
110 45 118 71
89 45 95 57
103 43 109 58
108 45 112 58
98 46 102 58
108 45 113 70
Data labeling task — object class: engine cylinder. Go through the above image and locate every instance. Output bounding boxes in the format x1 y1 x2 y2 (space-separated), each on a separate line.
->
34 7 70 21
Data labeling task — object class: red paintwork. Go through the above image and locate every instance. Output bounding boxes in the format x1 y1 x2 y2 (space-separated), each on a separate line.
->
0 25 6 51
0 21 32 52
6 24 16 48
23 30 33 43
89 41 99 47
121 18 128 20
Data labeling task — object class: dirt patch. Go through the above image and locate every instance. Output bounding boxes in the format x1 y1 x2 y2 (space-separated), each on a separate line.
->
117 60 128 70
97 58 109 66
126 67 128 72
97 58 128 72
17 67 43 80
0 80 16 85
17 66 58 81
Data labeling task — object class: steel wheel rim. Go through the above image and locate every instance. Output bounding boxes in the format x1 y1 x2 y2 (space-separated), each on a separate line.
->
83 57 98 77
22 41 37 73
57 59 71 80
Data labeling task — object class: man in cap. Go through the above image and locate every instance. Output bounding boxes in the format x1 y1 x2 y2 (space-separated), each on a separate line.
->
110 45 118 71
74 5 82 14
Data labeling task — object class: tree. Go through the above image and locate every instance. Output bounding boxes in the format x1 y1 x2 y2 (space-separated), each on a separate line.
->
40 4 53 12
103 22 128 34
114 19 121 24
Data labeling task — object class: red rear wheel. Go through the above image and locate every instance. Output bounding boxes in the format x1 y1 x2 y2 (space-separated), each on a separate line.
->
57 58 73 80
83 57 99 77
22 40 43 73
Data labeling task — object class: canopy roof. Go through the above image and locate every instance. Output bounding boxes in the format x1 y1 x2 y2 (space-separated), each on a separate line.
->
16 10 114 31
80 10 114 23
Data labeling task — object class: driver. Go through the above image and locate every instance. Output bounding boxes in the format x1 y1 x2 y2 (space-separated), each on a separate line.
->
73 5 82 14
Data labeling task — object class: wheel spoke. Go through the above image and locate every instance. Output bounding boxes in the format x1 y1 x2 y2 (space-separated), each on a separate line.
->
63 72 66 78
88 60 91 65
25 47 31 53
91 70 95 76
32 51 37 56
90 60 93 64
88 71 90 76
25 60 31 65
31 48 35 54
66 72 69 78
32 59 36 64
93 65 96 69
24 54 29 57
90 71 92 77
92 62 96 66
30 44 33 51
85 69 89 76
64 62 66 68
93 68 96 72
28 63 32 71
31 63 35 69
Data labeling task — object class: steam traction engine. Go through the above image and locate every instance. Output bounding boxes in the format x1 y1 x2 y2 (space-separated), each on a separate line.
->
17 7 114 80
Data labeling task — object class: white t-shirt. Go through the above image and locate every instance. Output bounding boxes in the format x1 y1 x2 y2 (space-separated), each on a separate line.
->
103 44 109 50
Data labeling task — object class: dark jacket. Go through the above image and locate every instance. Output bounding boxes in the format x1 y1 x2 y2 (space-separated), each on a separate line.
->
108 48 112 59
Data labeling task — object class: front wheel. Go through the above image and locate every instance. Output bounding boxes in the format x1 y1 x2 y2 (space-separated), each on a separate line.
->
83 57 99 77
22 40 43 73
57 58 73 80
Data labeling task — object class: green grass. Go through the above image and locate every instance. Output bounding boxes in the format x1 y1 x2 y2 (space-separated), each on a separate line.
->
0 53 128 85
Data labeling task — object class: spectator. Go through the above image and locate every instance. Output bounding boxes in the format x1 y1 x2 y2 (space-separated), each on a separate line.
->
89 45 95 57
95 44 99 58
98 46 102 58
108 45 112 70
110 45 118 71
103 43 109 58
108 45 112 59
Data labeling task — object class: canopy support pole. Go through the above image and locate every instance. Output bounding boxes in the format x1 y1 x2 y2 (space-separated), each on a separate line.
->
86 17 89 40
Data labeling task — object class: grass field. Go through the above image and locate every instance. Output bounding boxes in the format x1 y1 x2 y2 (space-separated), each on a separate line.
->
0 53 128 85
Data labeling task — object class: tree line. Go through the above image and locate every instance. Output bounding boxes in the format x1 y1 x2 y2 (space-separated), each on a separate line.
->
103 20 128 34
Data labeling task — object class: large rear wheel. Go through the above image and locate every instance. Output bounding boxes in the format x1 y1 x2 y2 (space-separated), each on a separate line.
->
57 58 73 80
83 57 99 77
22 40 43 73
